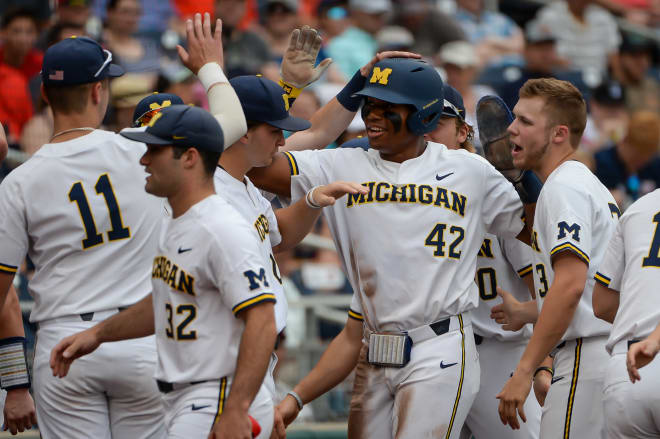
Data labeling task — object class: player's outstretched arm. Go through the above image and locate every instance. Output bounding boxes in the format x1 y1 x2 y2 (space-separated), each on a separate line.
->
272 316 363 438
273 181 367 253
282 51 422 152
497 252 586 429
0 285 37 435
592 282 619 323
50 293 155 378
490 287 538 330
178 12 247 147
211 302 277 439
627 324 660 383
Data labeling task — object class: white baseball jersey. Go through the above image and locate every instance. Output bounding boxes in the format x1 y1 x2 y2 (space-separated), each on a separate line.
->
532 160 618 340
283 144 524 331
152 195 275 384
472 234 533 341
0 130 162 322
597 189 660 354
214 168 287 333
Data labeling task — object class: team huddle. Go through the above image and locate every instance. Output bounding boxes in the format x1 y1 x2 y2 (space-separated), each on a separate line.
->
0 11 658 439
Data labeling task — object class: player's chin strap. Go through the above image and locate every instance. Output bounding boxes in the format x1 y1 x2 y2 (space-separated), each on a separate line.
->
0 337 31 390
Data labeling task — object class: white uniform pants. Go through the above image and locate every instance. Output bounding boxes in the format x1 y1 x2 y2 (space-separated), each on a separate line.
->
540 336 607 439
162 378 273 439
34 312 165 439
348 315 479 439
603 341 660 438
463 336 541 439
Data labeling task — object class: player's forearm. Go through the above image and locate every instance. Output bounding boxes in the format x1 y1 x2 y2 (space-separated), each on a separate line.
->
517 300 539 325
199 63 248 147
95 294 155 343
517 279 582 374
0 286 25 338
272 199 322 253
294 318 363 404
247 153 293 198
283 98 355 152
225 303 277 412
592 283 619 323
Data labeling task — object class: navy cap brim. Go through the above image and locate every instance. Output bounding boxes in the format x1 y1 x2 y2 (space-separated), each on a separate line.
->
352 88 409 106
107 63 125 78
266 114 311 132
119 127 172 145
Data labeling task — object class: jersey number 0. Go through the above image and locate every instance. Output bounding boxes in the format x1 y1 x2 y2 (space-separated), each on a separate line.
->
68 173 131 249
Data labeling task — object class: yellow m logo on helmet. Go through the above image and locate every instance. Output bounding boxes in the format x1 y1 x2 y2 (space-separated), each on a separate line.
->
369 67 393 85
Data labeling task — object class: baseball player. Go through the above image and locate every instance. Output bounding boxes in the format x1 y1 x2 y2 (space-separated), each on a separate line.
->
590 188 660 437
50 104 280 439
496 78 619 438
249 58 533 439
427 88 541 439
0 13 246 438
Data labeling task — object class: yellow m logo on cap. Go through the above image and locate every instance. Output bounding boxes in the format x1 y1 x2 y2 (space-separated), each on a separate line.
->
149 100 172 110
147 112 163 127
369 67 392 85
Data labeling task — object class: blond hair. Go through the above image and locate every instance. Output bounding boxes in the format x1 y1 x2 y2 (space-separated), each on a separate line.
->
519 78 587 148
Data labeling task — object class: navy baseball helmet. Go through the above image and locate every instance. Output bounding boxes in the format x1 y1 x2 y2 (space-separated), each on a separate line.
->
441 85 466 120
119 105 224 153
133 93 184 127
353 58 444 135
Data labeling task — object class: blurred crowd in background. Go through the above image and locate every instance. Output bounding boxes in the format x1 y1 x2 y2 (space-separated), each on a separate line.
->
0 0 659 422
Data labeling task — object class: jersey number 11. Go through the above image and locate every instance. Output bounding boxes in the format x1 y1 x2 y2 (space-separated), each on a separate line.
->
68 173 131 249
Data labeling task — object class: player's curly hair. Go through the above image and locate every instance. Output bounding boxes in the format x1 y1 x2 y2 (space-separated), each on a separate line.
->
455 118 475 153
519 78 586 149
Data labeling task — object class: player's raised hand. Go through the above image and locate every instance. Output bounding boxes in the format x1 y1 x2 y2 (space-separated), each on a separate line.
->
3 388 36 435
627 337 660 382
49 327 101 378
281 25 332 88
359 51 422 77
490 287 525 332
177 12 223 75
496 371 531 430
311 181 369 208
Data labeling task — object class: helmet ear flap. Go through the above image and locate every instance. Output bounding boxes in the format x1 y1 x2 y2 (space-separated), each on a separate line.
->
407 104 442 135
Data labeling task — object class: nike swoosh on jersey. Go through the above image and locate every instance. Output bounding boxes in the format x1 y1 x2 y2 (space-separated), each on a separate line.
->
436 172 454 181
440 361 458 369
178 247 193 254
191 404 211 411
551 376 564 384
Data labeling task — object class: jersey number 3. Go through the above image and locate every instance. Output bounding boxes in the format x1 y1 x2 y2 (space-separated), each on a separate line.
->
68 173 130 249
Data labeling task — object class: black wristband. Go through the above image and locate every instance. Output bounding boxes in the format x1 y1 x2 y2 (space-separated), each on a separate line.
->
336 70 367 112
513 170 543 204
533 366 553 379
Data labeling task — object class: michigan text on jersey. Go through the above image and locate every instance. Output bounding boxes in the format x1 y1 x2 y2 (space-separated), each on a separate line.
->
345 182 467 217
152 256 195 296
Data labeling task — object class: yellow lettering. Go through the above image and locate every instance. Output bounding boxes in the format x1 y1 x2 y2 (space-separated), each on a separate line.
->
369 67 393 85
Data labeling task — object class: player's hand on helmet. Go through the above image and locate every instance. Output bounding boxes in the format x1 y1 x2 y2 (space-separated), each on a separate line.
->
490 287 525 332
627 337 660 383
359 51 422 77
177 12 224 75
281 25 332 88
208 408 253 439
532 368 551 406
3 388 36 435
497 370 532 430
311 182 369 208
49 327 101 378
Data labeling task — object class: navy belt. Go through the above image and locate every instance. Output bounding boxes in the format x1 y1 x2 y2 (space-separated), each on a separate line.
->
156 379 210 393
474 334 484 346
79 307 127 322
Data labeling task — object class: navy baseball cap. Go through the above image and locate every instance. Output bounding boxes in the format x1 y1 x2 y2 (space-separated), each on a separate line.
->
230 75 311 132
442 85 466 120
120 105 225 153
133 93 185 127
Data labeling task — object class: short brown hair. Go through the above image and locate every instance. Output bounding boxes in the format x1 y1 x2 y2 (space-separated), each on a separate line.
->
44 80 106 114
519 78 587 148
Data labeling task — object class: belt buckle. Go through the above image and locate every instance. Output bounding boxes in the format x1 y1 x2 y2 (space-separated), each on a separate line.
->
367 332 412 368
157 380 174 393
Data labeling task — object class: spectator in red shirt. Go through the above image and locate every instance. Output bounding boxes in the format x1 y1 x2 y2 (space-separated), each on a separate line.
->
0 7 43 82
0 64 33 141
